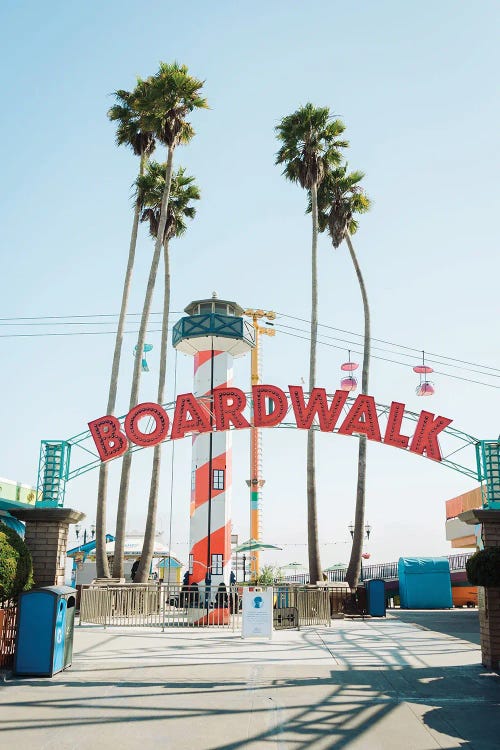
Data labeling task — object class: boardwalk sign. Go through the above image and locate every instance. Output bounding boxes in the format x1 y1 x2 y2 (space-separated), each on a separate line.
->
88 385 452 464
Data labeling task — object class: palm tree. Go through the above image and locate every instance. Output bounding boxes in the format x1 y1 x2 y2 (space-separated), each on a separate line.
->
94 88 155 579
316 165 371 589
275 104 347 584
132 163 200 583
112 63 207 579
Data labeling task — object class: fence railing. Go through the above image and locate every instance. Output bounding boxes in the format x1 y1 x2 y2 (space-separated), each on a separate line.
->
448 553 473 571
80 583 241 629
79 583 350 629
0 604 18 670
276 586 348 625
282 553 473 585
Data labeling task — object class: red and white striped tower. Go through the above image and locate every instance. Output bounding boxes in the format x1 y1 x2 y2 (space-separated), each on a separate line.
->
172 294 255 593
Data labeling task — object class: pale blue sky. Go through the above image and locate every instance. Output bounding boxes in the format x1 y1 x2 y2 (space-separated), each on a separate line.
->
1 1 499 567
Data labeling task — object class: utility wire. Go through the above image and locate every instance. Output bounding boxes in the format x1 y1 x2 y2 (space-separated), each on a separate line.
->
275 327 500 390
0 319 179 327
275 322 500 379
1 307 498 379
277 311 500 374
0 312 184 322
166 348 178 597
0 321 497 388
0 326 177 339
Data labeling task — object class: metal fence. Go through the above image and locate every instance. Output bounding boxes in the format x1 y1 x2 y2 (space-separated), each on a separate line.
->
0 604 18 669
275 586 346 625
79 583 351 629
283 554 473 585
448 553 473 571
80 583 242 629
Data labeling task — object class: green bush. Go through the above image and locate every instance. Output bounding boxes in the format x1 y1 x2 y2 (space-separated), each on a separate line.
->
256 565 281 585
466 547 500 587
0 523 33 604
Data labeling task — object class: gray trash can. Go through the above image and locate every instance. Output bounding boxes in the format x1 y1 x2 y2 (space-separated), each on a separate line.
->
14 586 77 676
366 579 386 617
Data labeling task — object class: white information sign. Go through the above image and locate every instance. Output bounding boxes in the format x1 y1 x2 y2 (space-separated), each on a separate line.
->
242 586 273 639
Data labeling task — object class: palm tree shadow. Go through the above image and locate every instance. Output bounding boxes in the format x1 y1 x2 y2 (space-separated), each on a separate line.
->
210 664 500 750
3 664 499 749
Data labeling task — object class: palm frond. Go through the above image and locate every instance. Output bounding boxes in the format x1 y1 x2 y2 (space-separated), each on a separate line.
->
307 164 371 245
134 62 208 148
108 86 156 157
138 162 200 242
275 104 348 190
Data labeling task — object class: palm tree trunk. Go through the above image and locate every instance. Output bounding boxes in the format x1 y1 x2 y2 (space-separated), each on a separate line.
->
112 147 175 579
135 239 170 583
345 232 371 590
95 150 148 579
307 183 322 584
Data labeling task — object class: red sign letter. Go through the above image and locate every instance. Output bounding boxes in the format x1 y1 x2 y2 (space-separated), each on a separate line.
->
213 388 250 431
252 385 288 427
88 415 128 462
171 393 212 440
338 395 382 441
289 386 348 431
409 410 452 461
383 402 410 449
124 402 169 447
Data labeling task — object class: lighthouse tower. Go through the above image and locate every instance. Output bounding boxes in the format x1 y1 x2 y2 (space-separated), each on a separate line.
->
173 294 255 592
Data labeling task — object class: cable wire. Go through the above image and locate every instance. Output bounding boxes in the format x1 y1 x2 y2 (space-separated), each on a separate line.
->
276 311 500 374
275 321 499 379
166 348 178 603
275 327 500 390
1 307 498 382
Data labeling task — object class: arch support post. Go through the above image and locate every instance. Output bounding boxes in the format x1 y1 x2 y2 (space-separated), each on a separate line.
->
460 508 500 671
11 507 84 588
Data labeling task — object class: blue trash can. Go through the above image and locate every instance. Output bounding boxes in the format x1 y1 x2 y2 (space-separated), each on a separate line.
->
366 579 386 617
14 586 77 676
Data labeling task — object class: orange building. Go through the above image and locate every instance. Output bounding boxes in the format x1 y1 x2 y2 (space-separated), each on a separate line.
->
445 486 483 548
445 486 482 607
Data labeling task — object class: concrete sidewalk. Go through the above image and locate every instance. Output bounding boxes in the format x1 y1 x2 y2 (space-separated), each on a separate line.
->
1 612 499 749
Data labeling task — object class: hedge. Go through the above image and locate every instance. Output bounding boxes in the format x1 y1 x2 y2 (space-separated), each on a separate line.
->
466 547 500 588
0 523 34 604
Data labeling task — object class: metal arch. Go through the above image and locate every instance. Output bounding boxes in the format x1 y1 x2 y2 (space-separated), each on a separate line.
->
62 392 480 482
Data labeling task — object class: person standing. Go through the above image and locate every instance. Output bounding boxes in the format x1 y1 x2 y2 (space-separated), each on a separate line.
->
131 558 140 582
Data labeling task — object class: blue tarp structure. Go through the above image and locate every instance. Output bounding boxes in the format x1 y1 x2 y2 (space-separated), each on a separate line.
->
398 557 452 609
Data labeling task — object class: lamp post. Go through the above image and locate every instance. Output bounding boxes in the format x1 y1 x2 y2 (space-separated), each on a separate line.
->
348 522 372 582
75 523 96 546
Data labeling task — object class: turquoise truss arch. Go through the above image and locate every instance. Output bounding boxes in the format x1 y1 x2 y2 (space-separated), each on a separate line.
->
37 392 497 508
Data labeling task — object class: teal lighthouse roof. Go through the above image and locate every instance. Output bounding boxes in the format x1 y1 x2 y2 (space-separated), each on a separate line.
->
172 292 255 356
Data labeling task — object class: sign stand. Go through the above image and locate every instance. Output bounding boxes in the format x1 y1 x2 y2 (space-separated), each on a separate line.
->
242 586 273 639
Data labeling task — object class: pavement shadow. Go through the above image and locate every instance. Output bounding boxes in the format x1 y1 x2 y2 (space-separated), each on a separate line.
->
391 610 480 646
2 663 499 749
211 664 500 750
